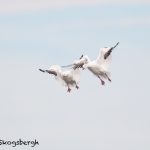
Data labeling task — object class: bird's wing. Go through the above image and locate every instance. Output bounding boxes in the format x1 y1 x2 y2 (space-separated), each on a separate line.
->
39 68 57 76
96 42 119 65
54 72 66 87
61 64 74 68
39 69 46 72
73 55 90 70
104 49 112 59
47 65 66 86
73 60 85 70
104 42 119 59
46 70 57 76
96 48 112 70
98 42 119 70
61 54 84 69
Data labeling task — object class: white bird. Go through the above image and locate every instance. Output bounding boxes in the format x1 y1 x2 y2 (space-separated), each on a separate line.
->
39 65 81 92
71 42 119 85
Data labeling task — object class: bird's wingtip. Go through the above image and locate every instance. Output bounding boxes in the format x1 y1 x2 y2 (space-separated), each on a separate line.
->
79 54 84 59
39 69 45 72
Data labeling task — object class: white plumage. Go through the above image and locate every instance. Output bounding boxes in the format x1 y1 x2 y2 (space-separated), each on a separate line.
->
71 42 119 85
39 65 81 92
39 42 119 91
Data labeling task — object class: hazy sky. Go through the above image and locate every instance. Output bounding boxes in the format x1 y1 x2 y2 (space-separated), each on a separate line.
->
0 0 150 150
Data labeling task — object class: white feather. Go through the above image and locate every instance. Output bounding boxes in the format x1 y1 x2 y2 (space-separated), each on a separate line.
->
72 46 115 84
43 65 81 91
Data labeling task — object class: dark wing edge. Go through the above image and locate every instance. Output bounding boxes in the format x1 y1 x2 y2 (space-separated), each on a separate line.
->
104 42 119 59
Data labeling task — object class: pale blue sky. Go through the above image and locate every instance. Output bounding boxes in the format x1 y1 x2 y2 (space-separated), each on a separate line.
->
0 1 150 150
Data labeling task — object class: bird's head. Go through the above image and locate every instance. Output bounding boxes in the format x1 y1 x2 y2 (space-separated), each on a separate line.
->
82 55 90 64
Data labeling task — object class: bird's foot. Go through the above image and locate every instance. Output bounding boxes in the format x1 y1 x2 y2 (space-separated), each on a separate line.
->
67 88 71 93
76 85 79 89
105 73 111 82
108 78 111 82
101 80 105 85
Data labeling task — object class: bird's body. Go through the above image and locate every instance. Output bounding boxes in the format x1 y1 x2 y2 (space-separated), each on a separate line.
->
88 62 106 76
39 65 80 92
61 69 80 91
80 53 111 85
71 42 119 85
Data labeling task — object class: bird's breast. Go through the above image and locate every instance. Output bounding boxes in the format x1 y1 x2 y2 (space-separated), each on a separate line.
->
62 74 73 82
88 65 105 75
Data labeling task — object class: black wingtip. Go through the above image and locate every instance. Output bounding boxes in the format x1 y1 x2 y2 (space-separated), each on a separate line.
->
115 42 119 47
112 42 119 50
39 69 45 72
79 54 84 59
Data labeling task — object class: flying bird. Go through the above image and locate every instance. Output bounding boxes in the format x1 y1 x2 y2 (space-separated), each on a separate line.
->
39 65 81 93
70 42 119 85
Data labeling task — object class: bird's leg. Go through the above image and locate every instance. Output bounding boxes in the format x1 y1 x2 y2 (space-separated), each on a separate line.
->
76 85 79 90
67 87 71 92
67 84 71 93
105 73 111 82
98 76 105 85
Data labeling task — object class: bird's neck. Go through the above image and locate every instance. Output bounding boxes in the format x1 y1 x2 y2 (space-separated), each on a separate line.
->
85 55 91 63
